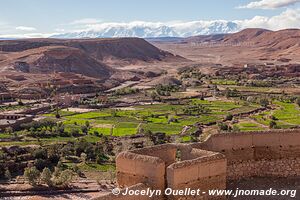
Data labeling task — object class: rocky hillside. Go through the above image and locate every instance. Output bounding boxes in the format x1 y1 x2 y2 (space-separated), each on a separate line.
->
0 38 180 78
186 28 300 50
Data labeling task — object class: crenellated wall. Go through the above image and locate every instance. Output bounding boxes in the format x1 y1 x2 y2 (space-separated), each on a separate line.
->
95 129 300 200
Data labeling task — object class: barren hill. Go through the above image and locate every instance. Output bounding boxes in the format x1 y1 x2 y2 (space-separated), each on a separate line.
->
184 34 228 43
222 28 271 44
154 28 300 64
0 38 182 79
221 28 300 49
0 46 112 79
0 38 176 62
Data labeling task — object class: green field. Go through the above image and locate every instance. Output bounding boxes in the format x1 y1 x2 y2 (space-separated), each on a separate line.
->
0 104 29 112
211 79 237 85
48 99 261 136
235 122 265 132
252 101 300 129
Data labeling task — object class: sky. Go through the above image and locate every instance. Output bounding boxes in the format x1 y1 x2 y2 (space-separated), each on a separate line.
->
0 0 299 37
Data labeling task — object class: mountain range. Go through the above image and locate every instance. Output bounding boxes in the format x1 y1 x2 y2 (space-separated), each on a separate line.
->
51 21 240 38
1 28 300 81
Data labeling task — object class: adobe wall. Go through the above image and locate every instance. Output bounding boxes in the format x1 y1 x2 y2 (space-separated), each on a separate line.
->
106 129 300 200
116 144 177 190
0 114 33 131
167 150 226 200
116 144 227 200
192 129 300 180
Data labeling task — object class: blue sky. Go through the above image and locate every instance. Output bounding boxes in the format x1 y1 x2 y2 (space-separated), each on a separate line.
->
0 0 299 37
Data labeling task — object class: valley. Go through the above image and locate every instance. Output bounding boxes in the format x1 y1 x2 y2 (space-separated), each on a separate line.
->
0 28 300 199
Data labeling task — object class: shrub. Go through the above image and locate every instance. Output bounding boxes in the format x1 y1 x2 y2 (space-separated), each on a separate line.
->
260 99 269 107
72 164 81 175
218 123 229 131
18 100 24 106
269 120 277 129
81 125 88 134
96 153 109 164
232 125 240 132
24 166 40 186
52 167 61 178
70 129 80 137
93 131 101 137
147 132 170 145
33 148 48 160
5 127 13 134
34 159 50 171
80 153 87 163
56 161 63 169
58 169 74 187
225 88 239 98
40 168 52 187
4 169 11 180
296 98 300 107
52 169 74 187
270 115 278 120
85 121 90 128
225 114 233 121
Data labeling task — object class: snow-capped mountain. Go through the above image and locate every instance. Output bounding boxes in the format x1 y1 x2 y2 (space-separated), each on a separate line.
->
51 20 241 38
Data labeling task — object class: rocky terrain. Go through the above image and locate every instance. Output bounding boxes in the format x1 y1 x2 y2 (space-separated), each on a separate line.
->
154 28 300 64
0 38 183 79
1 28 300 98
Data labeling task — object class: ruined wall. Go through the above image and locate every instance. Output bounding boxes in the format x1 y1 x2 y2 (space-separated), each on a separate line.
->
0 115 33 131
167 151 226 200
116 144 227 200
116 152 165 190
192 129 300 180
116 144 177 190
131 144 177 166
110 129 300 200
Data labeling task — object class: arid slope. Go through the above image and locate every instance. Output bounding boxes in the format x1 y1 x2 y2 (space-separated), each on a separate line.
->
0 38 182 79
153 28 300 65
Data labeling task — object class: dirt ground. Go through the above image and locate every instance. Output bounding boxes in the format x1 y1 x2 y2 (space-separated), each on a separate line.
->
1 192 108 200
0 179 112 200
62 108 97 113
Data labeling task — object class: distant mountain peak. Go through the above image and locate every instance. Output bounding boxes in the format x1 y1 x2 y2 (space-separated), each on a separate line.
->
51 21 241 39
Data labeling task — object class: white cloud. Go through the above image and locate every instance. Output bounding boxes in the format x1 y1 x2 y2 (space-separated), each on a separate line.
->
48 8 300 38
70 18 102 25
238 8 300 30
0 32 55 38
1 8 300 38
54 28 65 32
15 26 37 31
238 0 300 9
